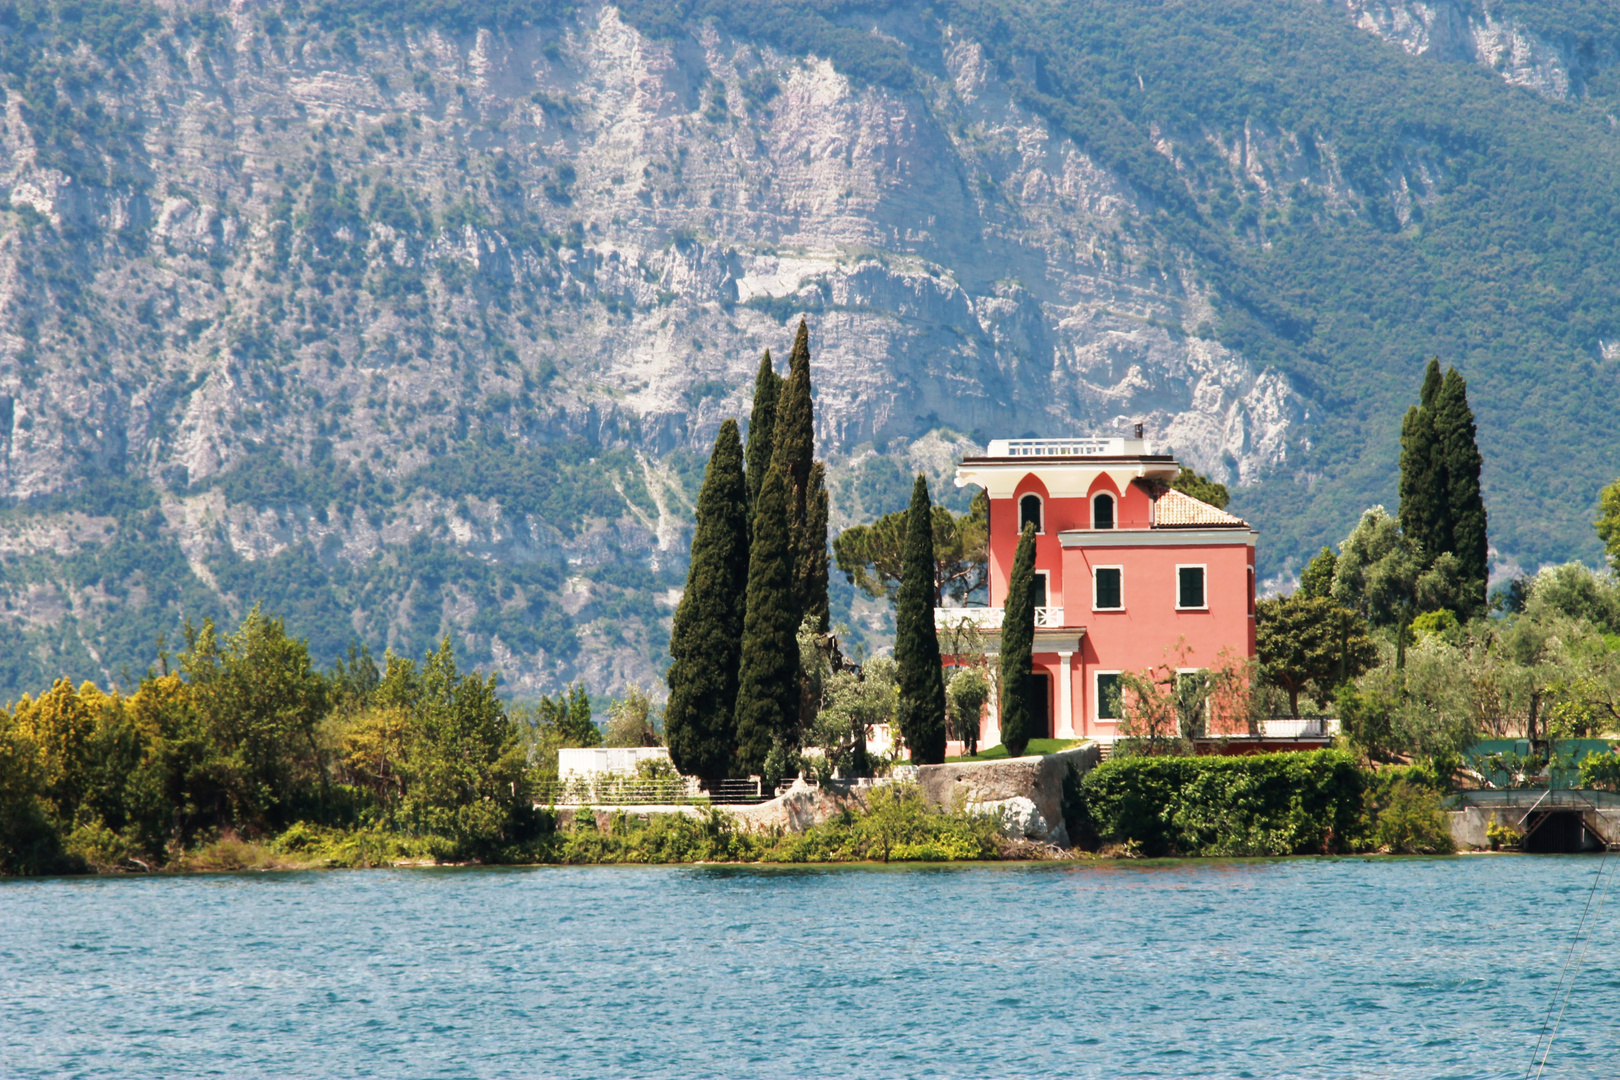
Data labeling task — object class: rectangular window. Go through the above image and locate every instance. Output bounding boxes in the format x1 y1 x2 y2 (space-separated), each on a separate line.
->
1094 566 1122 610
1096 673 1122 720
1033 571 1049 608
1177 565 1207 610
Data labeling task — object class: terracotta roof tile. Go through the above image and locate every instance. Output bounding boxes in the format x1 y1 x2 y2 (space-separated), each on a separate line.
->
1153 488 1249 528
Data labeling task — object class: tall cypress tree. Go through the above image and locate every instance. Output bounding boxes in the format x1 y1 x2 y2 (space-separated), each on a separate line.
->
769 318 820 632
745 350 780 511
664 421 750 786
1399 357 1446 564
796 462 830 633
1437 367 1488 616
771 319 816 520
733 464 801 777
894 475 947 765
998 523 1038 758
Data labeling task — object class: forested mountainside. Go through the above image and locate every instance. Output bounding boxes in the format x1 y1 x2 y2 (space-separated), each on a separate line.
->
3 0 1620 701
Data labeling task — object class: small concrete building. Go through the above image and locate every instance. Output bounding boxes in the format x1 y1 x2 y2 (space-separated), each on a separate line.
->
557 746 674 780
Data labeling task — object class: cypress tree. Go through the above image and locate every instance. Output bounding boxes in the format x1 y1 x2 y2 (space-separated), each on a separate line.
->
796 462 831 633
664 420 750 786
1399 357 1446 564
1437 367 1488 616
768 318 821 634
771 319 816 520
998 523 1038 758
733 464 801 777
745 350 780 511
894 475 947 765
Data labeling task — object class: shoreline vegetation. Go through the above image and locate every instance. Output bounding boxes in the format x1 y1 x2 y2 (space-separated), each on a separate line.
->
8 350 1620 877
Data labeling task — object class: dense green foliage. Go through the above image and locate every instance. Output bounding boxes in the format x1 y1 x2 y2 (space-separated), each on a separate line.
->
545 782 1001 864
1299 546 1337 600
1080 750 1368 857
0 608 544 875
893 476 946 765
797 462 831 634
733 465 801 778
833 490 988 605
1399 361 1488 617
768 320 829 634
1399 361 1447 567
1169 468 1231 511
945 667 990 757
664 421 749 783
998 523 1038 759
1255 594 1378 716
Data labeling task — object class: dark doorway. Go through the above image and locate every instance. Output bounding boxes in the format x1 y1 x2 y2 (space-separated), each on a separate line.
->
1524 811 1600 853
1026 672 1052 740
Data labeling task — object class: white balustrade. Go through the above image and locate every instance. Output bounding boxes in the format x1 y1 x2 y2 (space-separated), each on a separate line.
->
935 608 1003 630
986 438 1153 458
934 607 1066 629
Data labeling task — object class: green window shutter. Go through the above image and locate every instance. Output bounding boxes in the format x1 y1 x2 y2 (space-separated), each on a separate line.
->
1178 566 1205 609
1095 567 1122 609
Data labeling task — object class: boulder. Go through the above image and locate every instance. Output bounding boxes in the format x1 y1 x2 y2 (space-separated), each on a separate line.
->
916 744 1101 848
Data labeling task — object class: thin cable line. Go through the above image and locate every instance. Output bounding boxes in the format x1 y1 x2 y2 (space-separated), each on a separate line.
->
1526 830 1613 1079
1532 842 1617 1080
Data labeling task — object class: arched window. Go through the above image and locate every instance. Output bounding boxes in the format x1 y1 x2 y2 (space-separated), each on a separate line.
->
1092 492 1115 530
1019 493 1043 534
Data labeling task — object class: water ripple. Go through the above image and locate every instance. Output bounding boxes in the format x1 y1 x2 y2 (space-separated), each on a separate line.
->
0 856 1615 1078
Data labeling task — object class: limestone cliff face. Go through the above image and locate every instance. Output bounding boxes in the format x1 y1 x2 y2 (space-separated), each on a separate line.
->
0 2 1308 696
1336 0 1615 101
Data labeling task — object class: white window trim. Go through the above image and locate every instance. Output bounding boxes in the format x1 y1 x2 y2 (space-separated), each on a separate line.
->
1019 492 1046 535
1091 491 1116 530
1175 563 1209 611
1095 670 1124 721
1092 564 1124 612
1032 570 1051 608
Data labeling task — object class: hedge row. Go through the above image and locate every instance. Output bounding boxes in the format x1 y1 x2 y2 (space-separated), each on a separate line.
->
1079 750 1367 857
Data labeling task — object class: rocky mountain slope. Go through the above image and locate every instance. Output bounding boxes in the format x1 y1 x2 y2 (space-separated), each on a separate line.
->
2 0 1619 700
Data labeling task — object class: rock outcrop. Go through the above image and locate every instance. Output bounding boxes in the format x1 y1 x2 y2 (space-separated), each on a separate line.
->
916 744 1101 848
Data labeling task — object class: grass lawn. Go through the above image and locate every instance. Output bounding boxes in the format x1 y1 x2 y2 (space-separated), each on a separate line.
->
945 738 1083 763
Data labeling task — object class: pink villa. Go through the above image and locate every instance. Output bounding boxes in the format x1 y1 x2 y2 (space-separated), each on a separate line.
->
936 434 1257 750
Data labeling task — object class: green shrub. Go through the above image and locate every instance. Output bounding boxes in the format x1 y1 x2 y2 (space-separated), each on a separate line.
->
1578 748 1620 791
1080 749 1366 856
1486 819 1524 851
1368 780 1456 854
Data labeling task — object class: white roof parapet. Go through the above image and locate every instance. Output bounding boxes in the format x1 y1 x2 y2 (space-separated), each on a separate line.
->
985 437 1156 457
957 437 1179 496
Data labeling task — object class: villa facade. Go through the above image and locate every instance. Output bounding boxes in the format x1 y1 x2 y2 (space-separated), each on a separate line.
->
936 436 1257 748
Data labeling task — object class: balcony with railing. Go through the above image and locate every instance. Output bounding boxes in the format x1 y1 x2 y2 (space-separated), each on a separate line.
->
983 437 1156 458
934 606 1066 630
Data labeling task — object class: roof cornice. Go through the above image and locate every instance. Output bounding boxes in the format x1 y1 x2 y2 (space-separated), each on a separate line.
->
1058 528 1257 548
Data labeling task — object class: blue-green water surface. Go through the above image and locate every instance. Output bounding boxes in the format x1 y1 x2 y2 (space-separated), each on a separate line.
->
3 856 1619 1078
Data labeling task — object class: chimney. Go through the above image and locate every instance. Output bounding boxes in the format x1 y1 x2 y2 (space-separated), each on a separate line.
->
1133 422 1144 439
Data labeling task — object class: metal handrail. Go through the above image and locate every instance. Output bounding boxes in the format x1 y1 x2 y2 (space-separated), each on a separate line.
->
1001 438 1116 456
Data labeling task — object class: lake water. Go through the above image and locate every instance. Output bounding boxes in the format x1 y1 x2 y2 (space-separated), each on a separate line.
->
3 856 1619 1078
